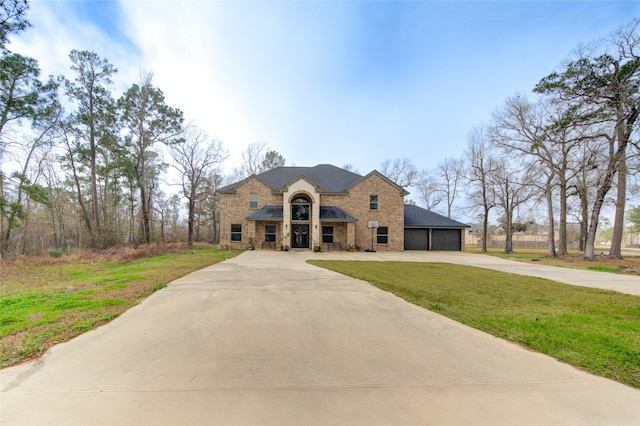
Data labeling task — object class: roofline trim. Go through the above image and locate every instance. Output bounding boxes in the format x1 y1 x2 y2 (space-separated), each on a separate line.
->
216 174 274 194
346 169 410 196
277 174 324 193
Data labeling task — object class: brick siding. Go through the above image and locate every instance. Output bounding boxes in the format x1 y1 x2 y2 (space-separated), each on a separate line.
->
322 172 405 251
219 178 280 249
219 171 406 251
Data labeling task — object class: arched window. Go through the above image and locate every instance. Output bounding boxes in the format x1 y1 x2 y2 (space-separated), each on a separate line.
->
291 195 310 221
292 195 310 203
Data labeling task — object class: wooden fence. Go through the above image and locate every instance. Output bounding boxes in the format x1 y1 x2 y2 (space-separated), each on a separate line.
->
466 233 580 250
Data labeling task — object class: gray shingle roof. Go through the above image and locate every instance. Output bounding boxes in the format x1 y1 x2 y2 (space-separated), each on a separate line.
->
245 206 284 221
219 164 367 194
319 206 357 222
264 164 363 193
404 205 469 228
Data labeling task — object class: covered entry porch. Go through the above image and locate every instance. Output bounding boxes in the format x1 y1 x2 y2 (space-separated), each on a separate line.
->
246 205 357 250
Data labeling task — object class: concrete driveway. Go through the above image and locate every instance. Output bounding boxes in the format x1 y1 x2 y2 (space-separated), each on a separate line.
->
1 250 639 425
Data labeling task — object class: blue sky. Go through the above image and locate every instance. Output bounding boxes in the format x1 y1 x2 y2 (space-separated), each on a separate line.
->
10 0 640 182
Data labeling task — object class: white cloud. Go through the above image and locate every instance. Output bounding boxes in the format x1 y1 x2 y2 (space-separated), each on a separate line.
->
8 0 640 178
11 2 139 93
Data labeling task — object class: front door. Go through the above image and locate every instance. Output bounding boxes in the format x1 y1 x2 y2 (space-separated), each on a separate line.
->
291 224 309 249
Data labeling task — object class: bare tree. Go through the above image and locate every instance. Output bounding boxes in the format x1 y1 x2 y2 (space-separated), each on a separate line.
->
490 160 538 253
196 171 224 244
171 127 227 246
380 158 421 188
232 142 286 180
416 170 445 211
490 95 592 256
569 138 607 252
240 141 266 176
438 157 465 218
465 126 499 253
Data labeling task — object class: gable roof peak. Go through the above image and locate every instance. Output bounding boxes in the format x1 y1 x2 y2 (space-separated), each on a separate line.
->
350 169 410 196
251 164 363 193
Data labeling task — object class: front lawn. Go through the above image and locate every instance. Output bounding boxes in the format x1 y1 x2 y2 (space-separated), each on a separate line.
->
0 244 242 368
309 260 640 388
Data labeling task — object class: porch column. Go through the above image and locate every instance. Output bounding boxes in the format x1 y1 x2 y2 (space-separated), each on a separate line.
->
312 202 320 250
283 200 291 247
247 221 256 241
347 222 356 249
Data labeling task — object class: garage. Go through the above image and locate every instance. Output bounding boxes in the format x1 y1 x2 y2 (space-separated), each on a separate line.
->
431 229 462 251
404 229 429 250
404 205 469 251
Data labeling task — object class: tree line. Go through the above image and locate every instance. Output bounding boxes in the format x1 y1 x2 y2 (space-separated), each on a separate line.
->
388 19 639 260
1 2 638 260
0 3 289 255
0 1 246 254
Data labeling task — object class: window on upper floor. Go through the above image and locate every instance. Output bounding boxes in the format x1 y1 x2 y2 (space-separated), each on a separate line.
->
291 194 310 221
370 195 378 210
376 226 388 244
249 193 259 209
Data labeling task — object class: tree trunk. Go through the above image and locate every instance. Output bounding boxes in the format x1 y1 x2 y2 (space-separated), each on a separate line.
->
49 200 59 249
187 198 195 247
503 181 512 254
609 144 627 259
139 185 151 244
159 210 165 243
0 174 5 253
481 205 489 253
212 210 217 244
545 175 557 257
504 207 513 253
557 171 568 255
578 181 589 253
584 211 599 260
69 155 93 241
20 199 30 255
128 186 135 245
584 183 613 260
90 136 100 237
584 126 630 259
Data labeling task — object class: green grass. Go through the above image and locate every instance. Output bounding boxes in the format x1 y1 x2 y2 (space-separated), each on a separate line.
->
587 265 623 273
1 245 243 368
309 260 640 388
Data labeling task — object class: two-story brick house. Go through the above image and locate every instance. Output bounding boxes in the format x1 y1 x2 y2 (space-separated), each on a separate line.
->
217 164 468 251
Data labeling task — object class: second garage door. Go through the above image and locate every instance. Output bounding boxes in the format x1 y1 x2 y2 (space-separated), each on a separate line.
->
431 229 461 251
